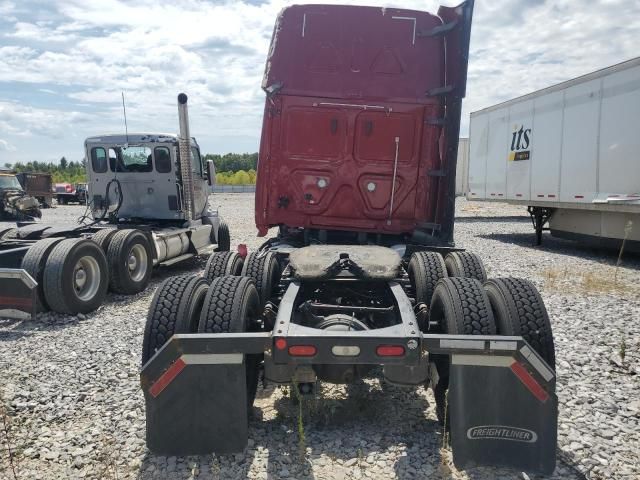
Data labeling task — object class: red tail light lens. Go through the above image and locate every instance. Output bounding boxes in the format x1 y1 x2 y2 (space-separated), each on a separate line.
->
376 345 405 357
275 338 287 350
288 345 317 357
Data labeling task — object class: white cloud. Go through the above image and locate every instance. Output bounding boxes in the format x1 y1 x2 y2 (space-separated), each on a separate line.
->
0 0 638 162
0 139 16 151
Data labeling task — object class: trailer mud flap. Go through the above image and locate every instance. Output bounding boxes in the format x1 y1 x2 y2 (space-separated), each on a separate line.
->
448 355 557 474
0 268 37 319
143 353 249 455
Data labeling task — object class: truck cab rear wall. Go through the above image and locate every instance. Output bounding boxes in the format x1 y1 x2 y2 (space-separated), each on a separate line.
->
256 98 443 235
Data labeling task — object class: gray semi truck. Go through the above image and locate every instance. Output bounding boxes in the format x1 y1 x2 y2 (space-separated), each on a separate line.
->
0 94 229 317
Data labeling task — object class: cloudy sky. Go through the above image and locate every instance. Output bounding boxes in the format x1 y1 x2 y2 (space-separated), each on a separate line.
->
0 0 638 164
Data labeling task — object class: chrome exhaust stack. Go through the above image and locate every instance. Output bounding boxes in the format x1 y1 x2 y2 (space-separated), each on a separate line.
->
177 93 195 221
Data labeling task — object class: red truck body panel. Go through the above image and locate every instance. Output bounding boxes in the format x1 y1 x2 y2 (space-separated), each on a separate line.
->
256 2 473 244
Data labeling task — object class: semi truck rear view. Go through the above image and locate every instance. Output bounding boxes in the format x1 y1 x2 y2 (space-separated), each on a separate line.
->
141 2 559 474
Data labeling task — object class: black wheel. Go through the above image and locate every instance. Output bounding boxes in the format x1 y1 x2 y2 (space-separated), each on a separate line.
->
91 229 117 253
241 251 280 308
141 274 209 364
203 251 244 283
429 277 496 425
444 251 487 282
215 221 230 252
407 251 448 308
484 278 555 369
21 237 65 312
43 239 109 314
198 276 262 408
107 229 153 294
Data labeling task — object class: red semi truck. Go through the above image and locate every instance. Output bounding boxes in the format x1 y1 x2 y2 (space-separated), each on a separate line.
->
141 2 558 474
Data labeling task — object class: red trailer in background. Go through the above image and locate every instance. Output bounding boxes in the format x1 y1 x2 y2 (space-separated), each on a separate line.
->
141 2 559 475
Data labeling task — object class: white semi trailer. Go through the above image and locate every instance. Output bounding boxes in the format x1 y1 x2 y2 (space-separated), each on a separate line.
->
467 57 639 250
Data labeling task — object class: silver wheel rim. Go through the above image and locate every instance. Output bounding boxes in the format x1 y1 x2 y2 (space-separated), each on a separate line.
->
73 255 100 301
128 244 148 282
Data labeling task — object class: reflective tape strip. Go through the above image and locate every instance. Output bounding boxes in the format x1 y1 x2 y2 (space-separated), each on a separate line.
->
182 353 243 365
452 354 514 368
149 358 186 398
510 362 550 403
149 354 243 398
440 339 485 350
0 296 33 308
520 345 554 382
490 340 518 351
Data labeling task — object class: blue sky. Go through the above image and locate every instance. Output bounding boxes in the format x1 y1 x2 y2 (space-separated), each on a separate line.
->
0 0 638 165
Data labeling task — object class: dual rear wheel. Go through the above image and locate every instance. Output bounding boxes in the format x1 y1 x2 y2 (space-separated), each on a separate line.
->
428 274 555 426
407 250 554 425
142 274 262 409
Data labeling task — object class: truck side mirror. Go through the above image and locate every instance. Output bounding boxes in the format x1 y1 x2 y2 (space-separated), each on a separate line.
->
206 160 216 187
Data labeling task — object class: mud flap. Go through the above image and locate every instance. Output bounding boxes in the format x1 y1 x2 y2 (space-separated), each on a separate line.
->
143 353 249 455
448 356 557 474
0 268 37 319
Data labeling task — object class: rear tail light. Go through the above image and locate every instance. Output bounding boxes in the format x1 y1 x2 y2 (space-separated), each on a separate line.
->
275 338 287 350
288 345 317 357
376 345 405 357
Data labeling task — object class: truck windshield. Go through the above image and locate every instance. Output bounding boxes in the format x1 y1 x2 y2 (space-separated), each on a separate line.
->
0 175 22 190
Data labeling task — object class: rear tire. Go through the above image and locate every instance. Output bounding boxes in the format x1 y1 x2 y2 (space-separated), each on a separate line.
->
91 228 117 253
429 277 496 425
484 277 555 369
407 251 447 307
198 276 261 408
43 239 108 314
107 229 153 294
215 221 230 252
241 251 280 308
444 251 487 282
20 237 64 312
142 274 209 365
203 251 244 283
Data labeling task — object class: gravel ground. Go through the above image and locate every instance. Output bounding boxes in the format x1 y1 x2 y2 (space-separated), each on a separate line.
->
1 194 638 480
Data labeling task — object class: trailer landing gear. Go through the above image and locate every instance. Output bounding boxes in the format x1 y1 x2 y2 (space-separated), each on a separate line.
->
528 206 554 246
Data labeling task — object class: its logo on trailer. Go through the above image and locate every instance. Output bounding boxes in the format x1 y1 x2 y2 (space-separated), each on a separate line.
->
467 425 538 443
508 124 531 161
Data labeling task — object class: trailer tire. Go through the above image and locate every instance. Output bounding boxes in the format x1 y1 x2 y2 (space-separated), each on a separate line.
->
407 251 447 308
241 251 280 308
484 277 555 369
142 274 209 365
107 229 153 294
198 276 261 408
21 237 64 311
215 221 230 252
203 251 244 283
91 228 117 253
429 277 496 425
43 238 108 314
444 251 487 282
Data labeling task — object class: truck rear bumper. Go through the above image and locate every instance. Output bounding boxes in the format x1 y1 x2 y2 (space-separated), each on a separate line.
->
141 331 557 474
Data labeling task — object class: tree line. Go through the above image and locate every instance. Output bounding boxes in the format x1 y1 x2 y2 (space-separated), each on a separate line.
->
3 152 259 185
4 158 87 184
